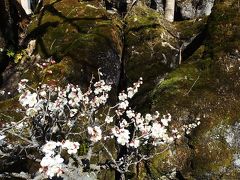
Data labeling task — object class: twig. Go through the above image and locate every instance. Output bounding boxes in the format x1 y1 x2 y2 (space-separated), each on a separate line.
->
0 172 31 179
101 142 124 173
0 117 27 133
50 39 56 51
6 130 36 145
179 44 184 65
184 75 200 96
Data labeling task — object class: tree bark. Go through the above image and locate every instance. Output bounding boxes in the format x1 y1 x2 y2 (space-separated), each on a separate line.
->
20 0 32 14
0 0 29 49
0 0 28 73
165 0 175 22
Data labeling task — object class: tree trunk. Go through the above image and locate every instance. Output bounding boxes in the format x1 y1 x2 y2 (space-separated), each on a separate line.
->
20 0 32 14
0 0 28 72
165 0 175 22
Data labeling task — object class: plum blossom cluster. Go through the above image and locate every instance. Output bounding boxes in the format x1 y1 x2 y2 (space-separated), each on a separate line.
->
40 140 79 178
116 77 142 116
14 75 200 179
17 76 112 131
111 111 178 148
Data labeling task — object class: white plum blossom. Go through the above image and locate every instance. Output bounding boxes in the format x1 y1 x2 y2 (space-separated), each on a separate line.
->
139 125 151 137
129 139 140 148
127 87 135 98
118 93 127 101
145 114 152 122
118 100 129 110
42 141 61 155
88 126 102 142
126 110 135 119
161 114 171 126
26 107 38 117
40 140 79 178
150 122 167 139
103 84 111 92
62 140 80 154
40 154 64 178
117 129 130 146
94 80 111 94
40 155 55 167
105 116 114 123
19 91 38 107
91 94 108 107
14 76 200 179
112 127 130 146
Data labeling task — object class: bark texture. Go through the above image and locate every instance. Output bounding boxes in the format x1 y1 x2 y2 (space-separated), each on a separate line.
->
165 0 175 22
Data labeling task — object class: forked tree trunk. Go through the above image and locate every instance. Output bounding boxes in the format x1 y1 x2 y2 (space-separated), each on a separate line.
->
165 0 175 22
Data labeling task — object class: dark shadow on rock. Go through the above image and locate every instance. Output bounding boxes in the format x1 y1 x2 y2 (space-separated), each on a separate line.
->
150 0 157 10
182 27 207 61
174 2 184 21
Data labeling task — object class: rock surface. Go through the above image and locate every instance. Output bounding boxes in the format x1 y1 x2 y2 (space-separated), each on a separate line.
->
26 0 123 87
177 0 215 19
148 0 240 178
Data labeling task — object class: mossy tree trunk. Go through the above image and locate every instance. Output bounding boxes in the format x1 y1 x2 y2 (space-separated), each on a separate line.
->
165 0 175 22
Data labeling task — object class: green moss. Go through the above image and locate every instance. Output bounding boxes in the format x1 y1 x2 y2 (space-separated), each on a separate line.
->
174 18 208 40
125 6 177 103
41 57 76 85
28 0 123 60
152 57 213 103
148 149 172 178
149 42 240 178
190 121 239 178
0 97 23 123
125 4 165 32
193 140 232 175
207 0 240 56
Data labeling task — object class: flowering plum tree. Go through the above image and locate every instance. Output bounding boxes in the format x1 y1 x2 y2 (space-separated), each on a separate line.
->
0 71 200 179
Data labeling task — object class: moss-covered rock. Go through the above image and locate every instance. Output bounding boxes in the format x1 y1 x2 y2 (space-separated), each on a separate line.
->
149 53 240 178
123 4 180 112
207 0 240 92
26 0 123 86
146 0 240 178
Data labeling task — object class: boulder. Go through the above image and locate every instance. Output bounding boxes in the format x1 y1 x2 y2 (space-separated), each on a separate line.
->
148 0 240 178
124 4 180 109
177 0 215 19
25 0 123 87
